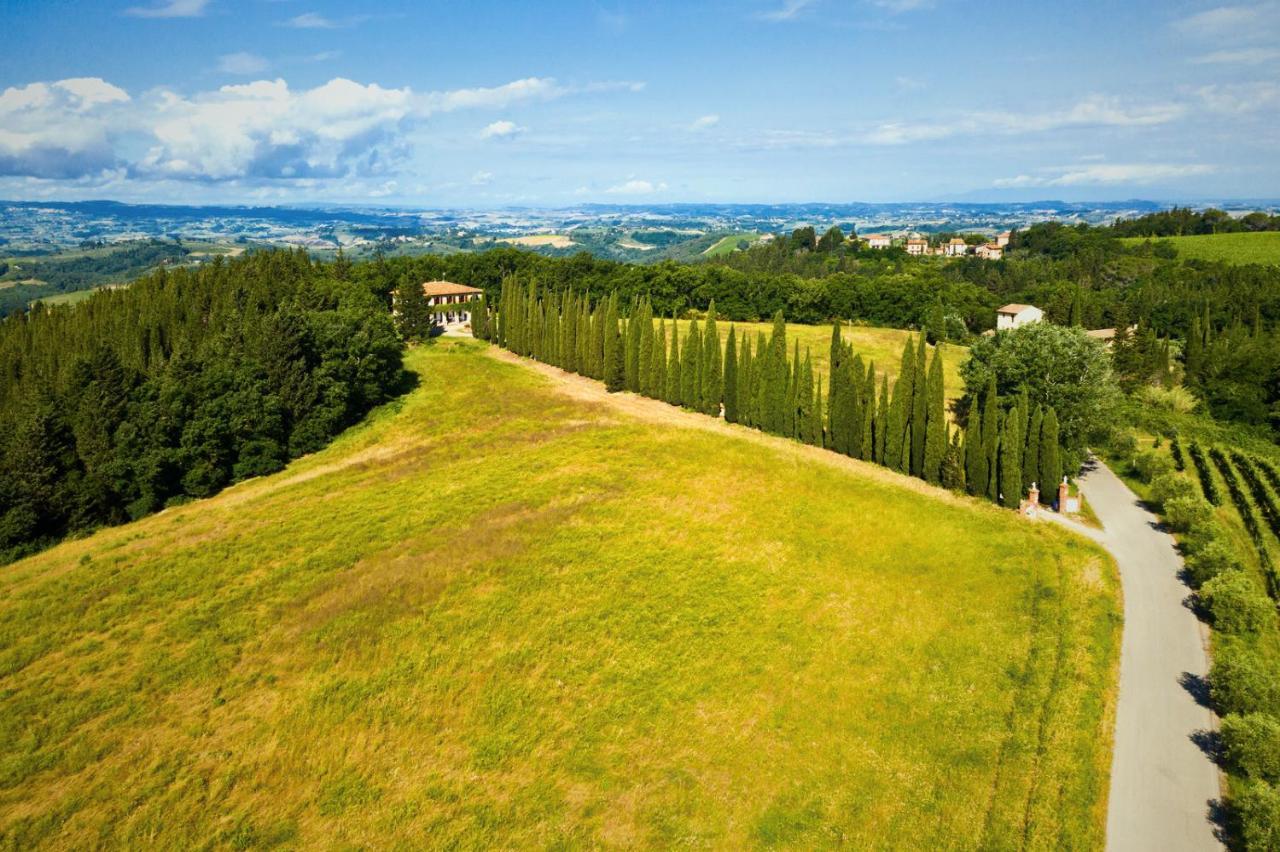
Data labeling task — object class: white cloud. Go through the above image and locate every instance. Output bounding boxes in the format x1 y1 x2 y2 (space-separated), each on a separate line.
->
0 73 638 185
1195 81 1280 114
471 170 494 185
1192 47 1280 64
217 52 269 75
689 114 720 131
871 0 934 11
124 0 209 18
1174 4 1270 36
994 163 1216 188
0 79 130 179
479 120 525 140
283 12 368 29
757 0 817 21
422 77 563 113
605 179 667 195
864 95 1185 144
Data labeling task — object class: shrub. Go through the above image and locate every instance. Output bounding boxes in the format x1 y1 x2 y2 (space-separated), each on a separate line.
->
1235 780 1280 852
1110 430 1138 464
1181 520 1226 556
1201 570 1273 634
1137 383 1199 414
1164 494 1215 532
1212 644 1280 716
1221 713 1280 783
1185 538 1244 587
1133 449 1175 483
1150 472 1193 508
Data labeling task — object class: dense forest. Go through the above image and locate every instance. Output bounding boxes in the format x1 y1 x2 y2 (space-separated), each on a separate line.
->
0 249 404 562
0 240 194 315
1103 206 1280 237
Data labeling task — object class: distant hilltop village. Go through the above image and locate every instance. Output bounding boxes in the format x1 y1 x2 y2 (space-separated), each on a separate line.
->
860 230 1011 260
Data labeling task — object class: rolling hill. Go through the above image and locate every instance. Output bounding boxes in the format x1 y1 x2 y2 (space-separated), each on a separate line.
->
0 338 1119 848
1121 231 1280 265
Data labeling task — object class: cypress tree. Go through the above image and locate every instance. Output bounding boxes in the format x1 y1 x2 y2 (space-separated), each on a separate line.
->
560 292 575 371
1185 315 1204 382
651 318 667 401
470 295 489 341
860 363 875 461
591 301 606 379
786 341 802 438
999 409 1023 507
681 320 700 410
394 276 432 342
637 299 653 396
983 378 999 502
797 350 814 443
1024 406 1043 492
884 376 905 472
1040 407 1062 501
763 311 788 434
723 326 739 423
811 374 825 448
702 301 722 416
751 331 768 429
603 293 624 392
923 349 946 484
1069 286 1083 326
827 323 845 448
667 314 681 405
966 406 985 497
942 426 966 491
847 354 865 458
874 373 889 464
624 302 640 391
737 332 752 426
911 335 928 478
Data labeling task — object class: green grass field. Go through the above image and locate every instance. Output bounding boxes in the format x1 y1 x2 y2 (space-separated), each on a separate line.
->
0 339 1117 848
1122 231 1280 265
675 320 967 405
702 232 761 256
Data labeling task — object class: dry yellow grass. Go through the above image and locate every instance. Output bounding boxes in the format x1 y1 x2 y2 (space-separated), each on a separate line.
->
0 339 1118 848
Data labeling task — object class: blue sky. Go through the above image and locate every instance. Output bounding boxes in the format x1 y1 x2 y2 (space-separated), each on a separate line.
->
0 0 1276 205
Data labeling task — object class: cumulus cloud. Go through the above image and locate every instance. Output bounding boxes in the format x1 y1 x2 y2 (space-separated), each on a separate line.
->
283 12 369 29
217 52 269 75
994 163 1216 188
124 0 209 18
0 73 644 186
870 0 934 11
756 0 817 21
1195 81 1280 114
605 179 667 195
470 170 494 185
689 114 720 131
0 78 130 179
479 120 525 140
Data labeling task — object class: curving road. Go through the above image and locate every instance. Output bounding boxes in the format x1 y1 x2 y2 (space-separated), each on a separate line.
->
1052 460 1222 851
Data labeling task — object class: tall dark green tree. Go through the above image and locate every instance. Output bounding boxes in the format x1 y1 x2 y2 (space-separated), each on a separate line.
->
910 335 928 478
637 299 653 396
999 408 1023 507
1041 407 1062 500
667 314 681 405
650 318 667 401
923 349 946 484
966 405 985 498
394 276 432 342
874 374 889 464
762 311 789 435
701 301 722 416
1023 406 1043 491
681 319 700 410
941 427 966 492
603 293 624 393
723 326 739 423
859 363 875 461
983 377 1000 502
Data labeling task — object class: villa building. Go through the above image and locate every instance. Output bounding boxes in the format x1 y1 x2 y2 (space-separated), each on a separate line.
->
996 231 1012 248
905 238 927 255
945 238 969 257
975 243 1003 260
864 234 892 249
423 280 484 329
996 303 1043 330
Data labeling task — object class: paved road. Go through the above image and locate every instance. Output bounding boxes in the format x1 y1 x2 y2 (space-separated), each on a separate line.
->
1057 461 1222 851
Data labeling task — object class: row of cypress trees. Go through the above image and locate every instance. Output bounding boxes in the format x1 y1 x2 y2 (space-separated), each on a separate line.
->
477 278 1063 508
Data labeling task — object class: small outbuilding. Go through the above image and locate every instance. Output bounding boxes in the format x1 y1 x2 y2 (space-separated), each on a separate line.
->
996 303 1043 330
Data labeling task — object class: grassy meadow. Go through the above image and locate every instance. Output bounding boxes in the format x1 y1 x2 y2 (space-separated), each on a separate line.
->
675 319 967 404
0 339 1117 848
703 232 761 256
1122 231 1280 265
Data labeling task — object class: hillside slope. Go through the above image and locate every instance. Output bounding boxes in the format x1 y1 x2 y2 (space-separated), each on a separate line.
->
0 339 1118 848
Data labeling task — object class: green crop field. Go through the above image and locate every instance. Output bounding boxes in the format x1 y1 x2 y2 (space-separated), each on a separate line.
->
1122 231 1280 265
675 320 967 404
0 339 1117 848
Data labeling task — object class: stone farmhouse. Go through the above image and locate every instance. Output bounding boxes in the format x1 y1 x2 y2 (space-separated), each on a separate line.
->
996 303 1044 330
423 281 484 330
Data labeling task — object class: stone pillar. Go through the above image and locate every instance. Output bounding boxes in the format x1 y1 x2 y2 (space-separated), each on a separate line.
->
1028 481 1039 506
1057 477 1070 513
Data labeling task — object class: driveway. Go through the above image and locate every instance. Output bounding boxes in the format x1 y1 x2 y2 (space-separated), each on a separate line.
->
1053 460 1222 851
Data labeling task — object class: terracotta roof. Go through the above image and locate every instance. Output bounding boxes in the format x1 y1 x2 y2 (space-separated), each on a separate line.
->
422 280 484 297
906 238 927 244
997 303 1037 314
949 238 967 245
864 234 890 240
